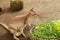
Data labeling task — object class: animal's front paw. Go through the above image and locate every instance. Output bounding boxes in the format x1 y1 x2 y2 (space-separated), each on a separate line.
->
22 33 26 38
27 23 32 27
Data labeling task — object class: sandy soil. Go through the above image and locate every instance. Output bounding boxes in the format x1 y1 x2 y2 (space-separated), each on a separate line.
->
0 0 60 40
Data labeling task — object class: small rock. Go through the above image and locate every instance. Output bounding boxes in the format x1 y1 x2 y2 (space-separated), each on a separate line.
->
10 0 23 12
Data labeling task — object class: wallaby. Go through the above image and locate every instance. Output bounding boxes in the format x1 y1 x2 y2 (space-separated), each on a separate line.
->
0 8 39 40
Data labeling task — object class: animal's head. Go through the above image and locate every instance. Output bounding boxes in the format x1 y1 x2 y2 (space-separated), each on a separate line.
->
29 8 39 16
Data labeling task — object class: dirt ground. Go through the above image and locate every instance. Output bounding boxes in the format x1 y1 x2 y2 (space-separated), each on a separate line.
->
0 0 60 40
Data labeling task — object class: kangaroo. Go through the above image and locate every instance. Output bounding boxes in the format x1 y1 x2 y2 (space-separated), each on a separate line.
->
0 8 39 40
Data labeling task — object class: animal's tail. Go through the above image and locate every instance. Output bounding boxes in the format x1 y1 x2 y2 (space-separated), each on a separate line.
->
0 23 9 31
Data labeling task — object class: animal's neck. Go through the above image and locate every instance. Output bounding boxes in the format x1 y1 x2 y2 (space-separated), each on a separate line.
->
23 13 31 24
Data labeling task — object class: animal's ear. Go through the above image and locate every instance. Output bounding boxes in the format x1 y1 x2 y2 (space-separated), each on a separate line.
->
29 8 39 16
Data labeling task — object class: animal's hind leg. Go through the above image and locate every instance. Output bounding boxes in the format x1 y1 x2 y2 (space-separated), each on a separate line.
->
13 35 20 40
